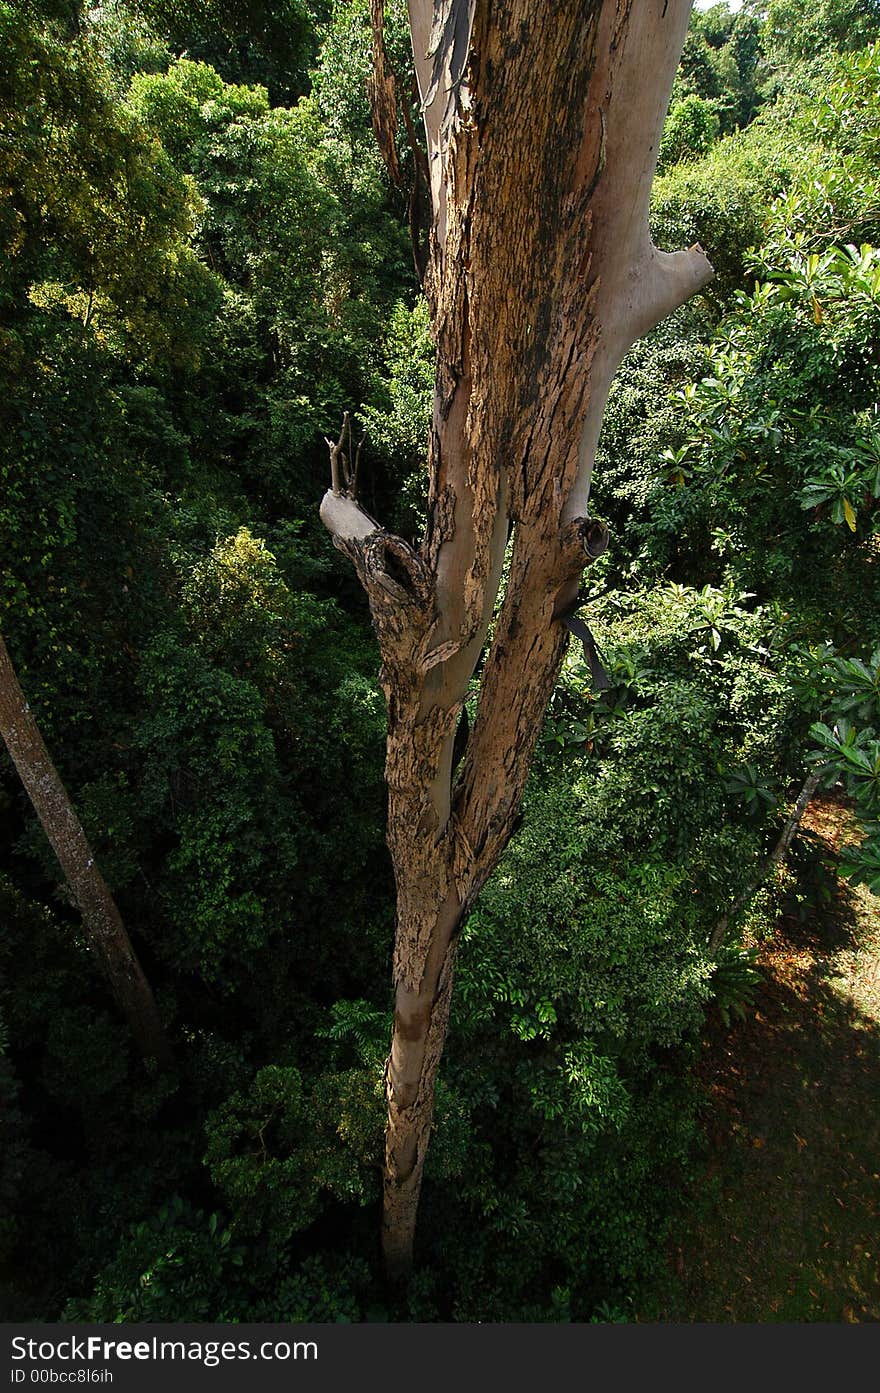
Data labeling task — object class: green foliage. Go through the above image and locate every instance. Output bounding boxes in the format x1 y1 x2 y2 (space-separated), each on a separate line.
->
318 997 391 1069
67 1193 375 1321
807 647 880 894
764 0 880 66
0 4 219 365
6 0 880 1331
709 945 763 1027
760 44 880 256
128 58 271 164
651 118 806 302
122 44 411 515
647 226 880 623
593 304 710 546
84 4 173 91
134 631 285 975
809 41 880 166
726 763 778 816
673 4 763 132
126 0 318 105
400 579 798 1316
64 1196 246 1322
203 1065 380 1245
659 95 721 172
360 298 433 535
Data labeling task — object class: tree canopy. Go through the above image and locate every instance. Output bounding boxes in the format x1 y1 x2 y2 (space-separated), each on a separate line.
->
2 0 880 1323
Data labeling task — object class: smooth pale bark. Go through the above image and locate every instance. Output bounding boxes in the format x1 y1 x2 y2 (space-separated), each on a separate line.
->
321 0 714 1278
0 631 171 1065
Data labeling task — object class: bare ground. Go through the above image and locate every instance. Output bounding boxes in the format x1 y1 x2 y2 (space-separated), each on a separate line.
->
641 797 880 1322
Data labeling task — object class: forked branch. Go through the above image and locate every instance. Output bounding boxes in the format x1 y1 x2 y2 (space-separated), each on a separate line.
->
325 411 365 499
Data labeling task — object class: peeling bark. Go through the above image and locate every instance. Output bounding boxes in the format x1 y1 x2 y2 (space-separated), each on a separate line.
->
368 0 403 188
0 631 171 1065
321 0 714 1278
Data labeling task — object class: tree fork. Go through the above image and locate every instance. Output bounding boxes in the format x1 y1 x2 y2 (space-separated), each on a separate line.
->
321 0 714 1277
0 631 171 1065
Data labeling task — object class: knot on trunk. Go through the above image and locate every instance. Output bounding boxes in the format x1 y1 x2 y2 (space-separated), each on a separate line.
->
560 515 610 575
363 532 434 611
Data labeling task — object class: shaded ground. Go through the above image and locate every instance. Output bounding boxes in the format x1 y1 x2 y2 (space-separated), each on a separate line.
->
642 798 880 1322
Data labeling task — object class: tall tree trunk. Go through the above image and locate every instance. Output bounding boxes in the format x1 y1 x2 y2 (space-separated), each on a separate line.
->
0 631 171 1065
321 0 714 1278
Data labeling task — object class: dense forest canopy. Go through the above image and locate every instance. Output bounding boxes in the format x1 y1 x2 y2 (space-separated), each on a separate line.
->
1 0 880 1321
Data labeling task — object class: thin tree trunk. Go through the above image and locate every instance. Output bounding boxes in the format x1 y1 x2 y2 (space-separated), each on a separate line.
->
323 0 713 1277
0 631 171 1064
709 767 825 955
